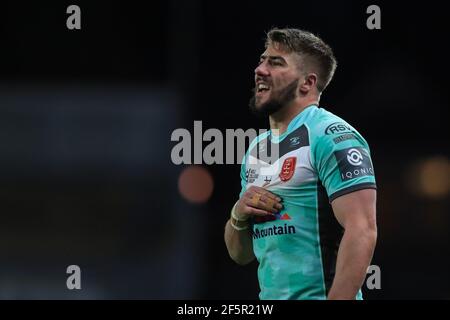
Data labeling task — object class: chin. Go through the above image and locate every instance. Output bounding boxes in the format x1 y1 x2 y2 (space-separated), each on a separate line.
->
255 96 268 108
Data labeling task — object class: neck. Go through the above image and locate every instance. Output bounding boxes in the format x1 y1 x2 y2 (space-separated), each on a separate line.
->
269 97 318 136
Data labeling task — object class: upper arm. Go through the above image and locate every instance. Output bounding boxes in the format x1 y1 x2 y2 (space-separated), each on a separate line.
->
331 188 377 230
311 119 378 229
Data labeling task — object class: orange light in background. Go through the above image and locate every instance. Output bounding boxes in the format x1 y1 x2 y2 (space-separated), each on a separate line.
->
419 156 449 198
406 156 449 199
178 165 214 204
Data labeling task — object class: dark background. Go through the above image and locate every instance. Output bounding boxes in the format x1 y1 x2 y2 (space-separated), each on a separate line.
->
0 0 448 299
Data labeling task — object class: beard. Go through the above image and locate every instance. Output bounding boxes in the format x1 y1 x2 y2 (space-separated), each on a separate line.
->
249 78 299 117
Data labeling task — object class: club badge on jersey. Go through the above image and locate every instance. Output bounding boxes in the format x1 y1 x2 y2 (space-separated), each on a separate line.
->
279 157 297 182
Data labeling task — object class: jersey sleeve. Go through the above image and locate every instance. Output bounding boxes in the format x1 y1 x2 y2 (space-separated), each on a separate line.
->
312 127 377 202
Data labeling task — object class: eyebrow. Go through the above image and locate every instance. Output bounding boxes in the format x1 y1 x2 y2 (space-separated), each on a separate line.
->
259 55 287 64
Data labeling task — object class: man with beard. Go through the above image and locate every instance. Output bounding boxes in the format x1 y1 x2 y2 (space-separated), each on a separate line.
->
224 28 377 300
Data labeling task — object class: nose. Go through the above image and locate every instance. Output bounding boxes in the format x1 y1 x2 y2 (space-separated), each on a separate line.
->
255 61 270 77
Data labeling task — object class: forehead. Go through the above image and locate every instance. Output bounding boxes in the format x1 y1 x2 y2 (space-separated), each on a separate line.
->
261 43 299 64
262 43 286 55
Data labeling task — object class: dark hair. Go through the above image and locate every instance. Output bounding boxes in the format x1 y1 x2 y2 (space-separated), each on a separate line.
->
266 28 337 93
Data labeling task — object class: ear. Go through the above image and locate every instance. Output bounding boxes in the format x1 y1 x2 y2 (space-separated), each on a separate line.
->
299 73 318 94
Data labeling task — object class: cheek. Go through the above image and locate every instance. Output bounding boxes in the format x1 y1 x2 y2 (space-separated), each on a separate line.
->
272 72 293 88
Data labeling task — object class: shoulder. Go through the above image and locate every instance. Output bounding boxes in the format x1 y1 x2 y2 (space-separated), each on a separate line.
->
306 107 353 138
306 107 373 167
306 106 368 145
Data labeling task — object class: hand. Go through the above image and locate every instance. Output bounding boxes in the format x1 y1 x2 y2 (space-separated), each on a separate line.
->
235 186 283 221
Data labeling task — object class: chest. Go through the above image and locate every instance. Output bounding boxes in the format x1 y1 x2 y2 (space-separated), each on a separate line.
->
245 146 316 191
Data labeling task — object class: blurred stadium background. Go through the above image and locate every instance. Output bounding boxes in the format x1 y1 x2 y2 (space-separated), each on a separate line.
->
0 0 448 299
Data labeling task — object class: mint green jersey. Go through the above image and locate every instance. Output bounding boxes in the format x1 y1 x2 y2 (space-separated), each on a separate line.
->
239 105 376 300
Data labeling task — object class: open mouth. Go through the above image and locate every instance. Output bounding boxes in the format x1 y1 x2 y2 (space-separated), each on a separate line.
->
256 83 270 94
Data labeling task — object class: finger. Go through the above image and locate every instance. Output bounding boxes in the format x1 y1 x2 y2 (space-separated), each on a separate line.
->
247 206 273 216
259 194 283 211
253 187 282 202
243 188 282 212
244 196 278 214
266 198 284 211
